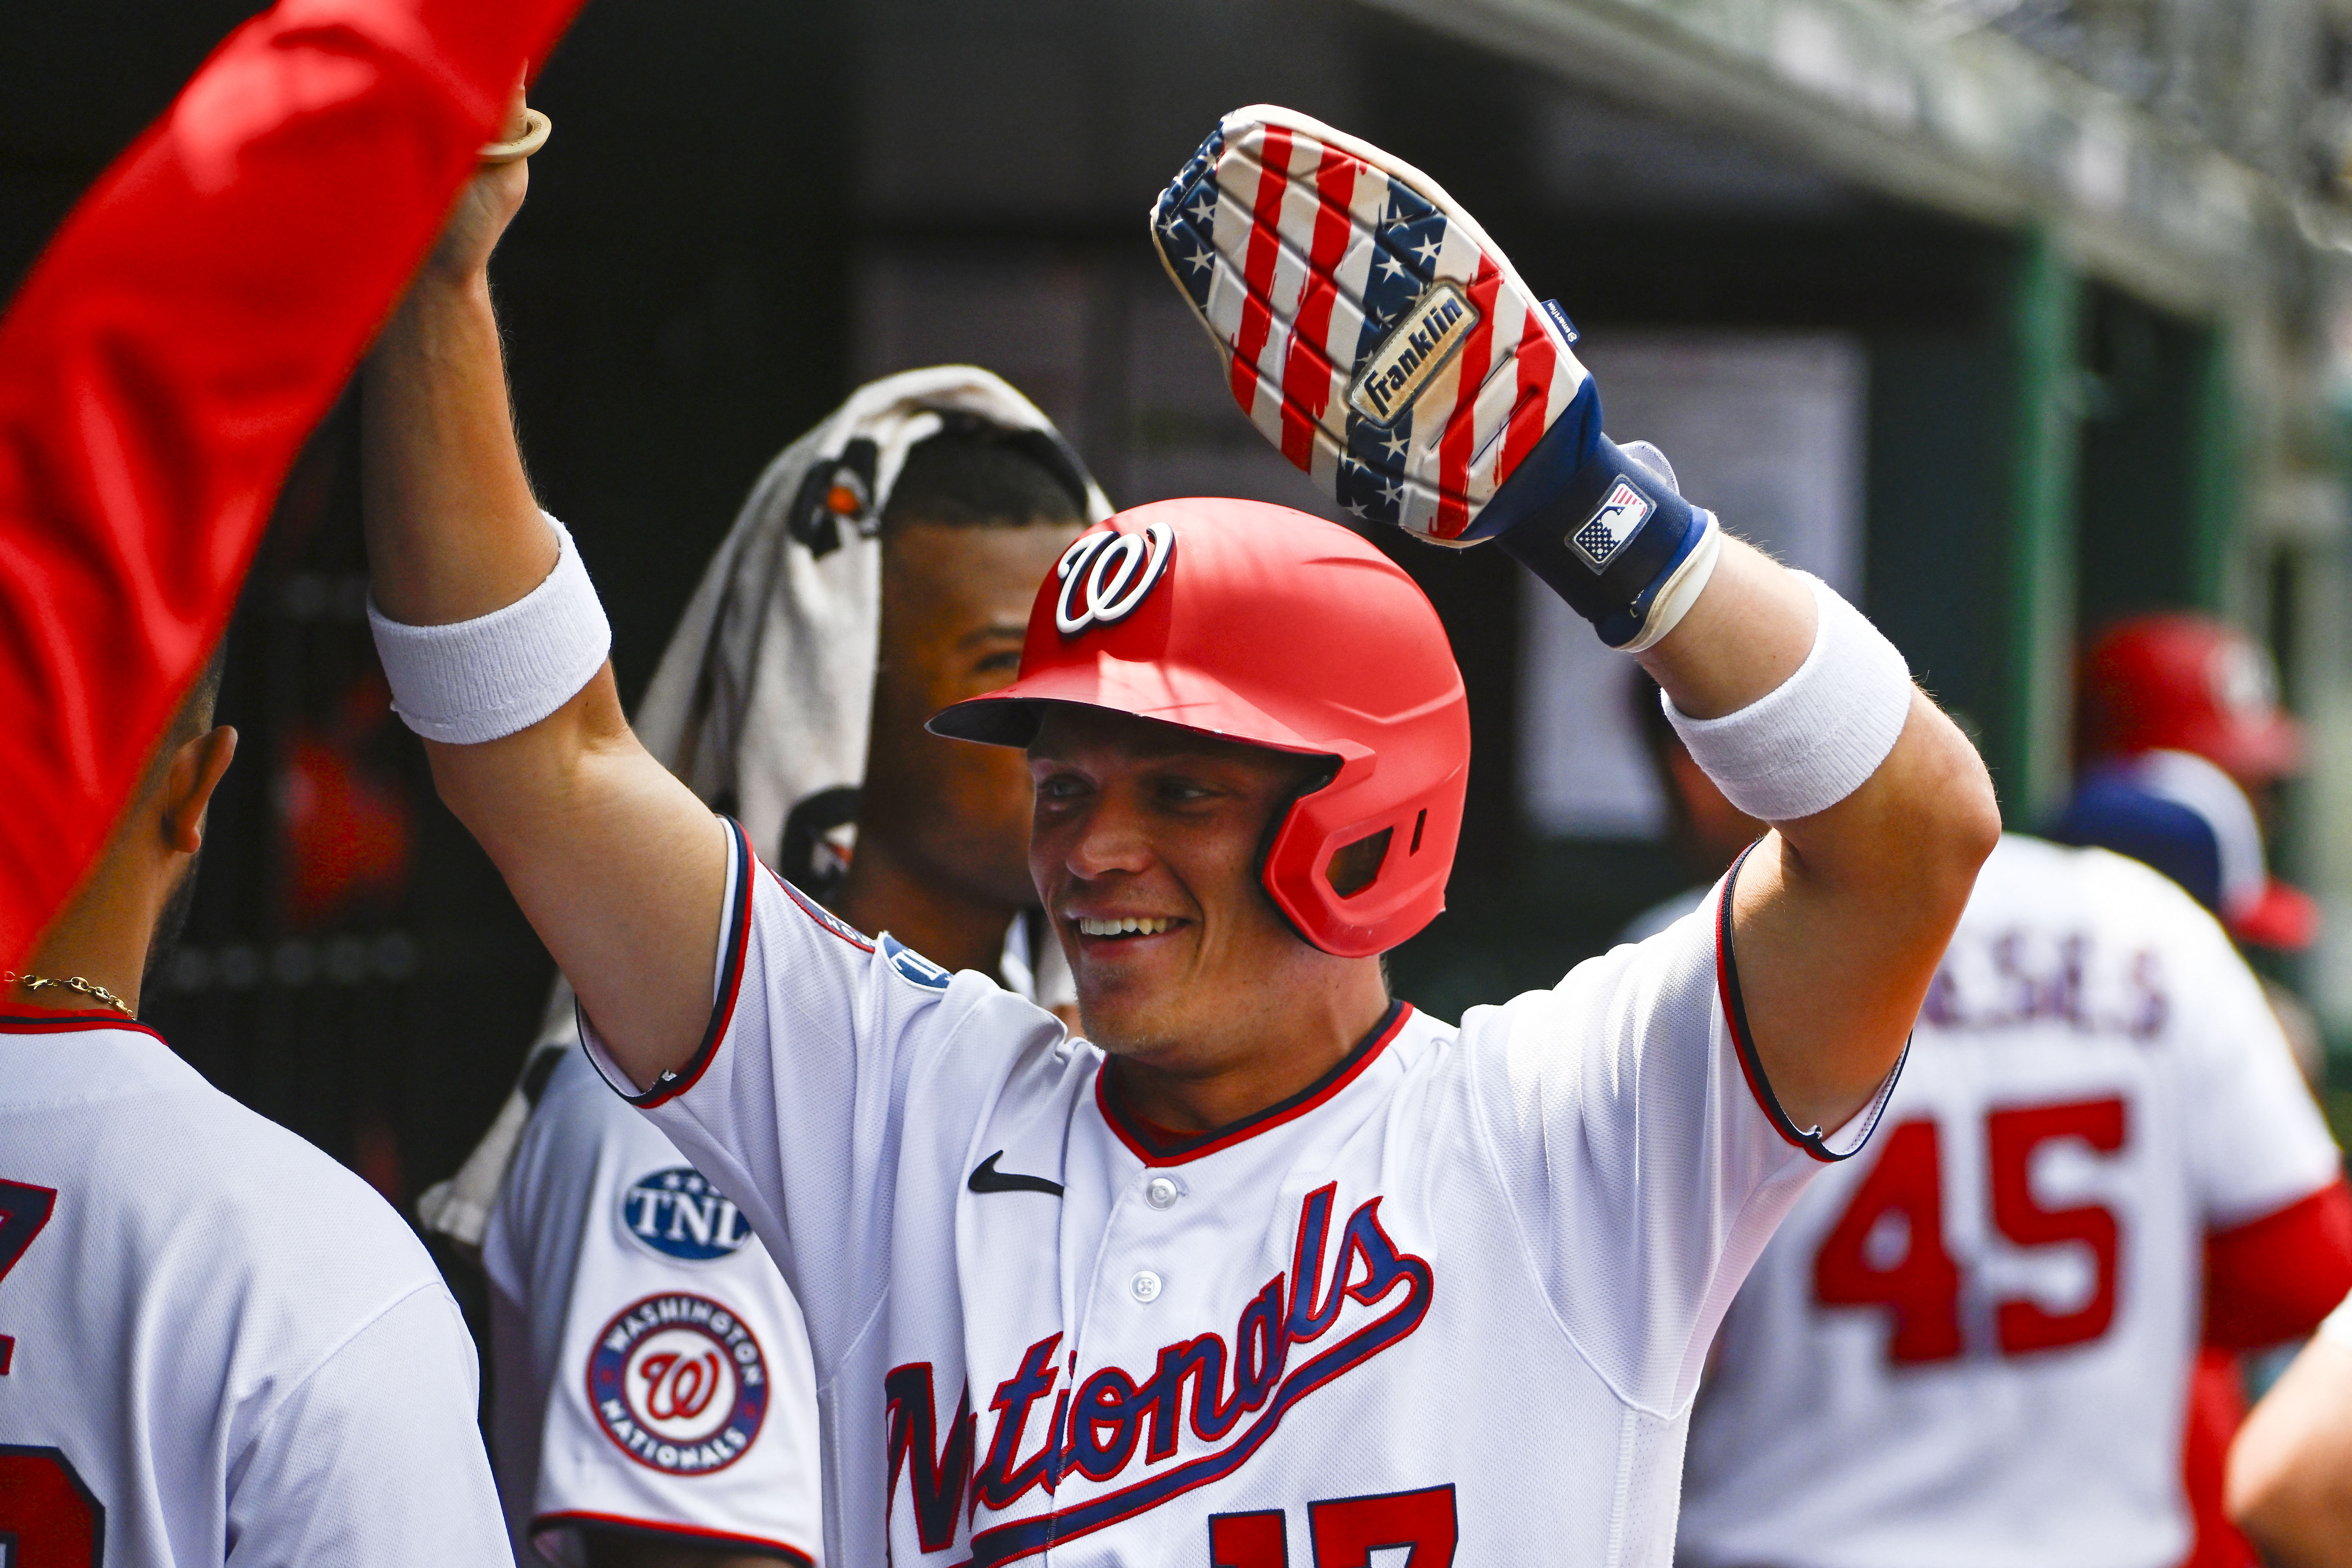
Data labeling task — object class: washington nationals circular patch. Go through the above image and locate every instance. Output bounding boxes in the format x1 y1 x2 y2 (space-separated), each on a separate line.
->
587 1293 770 1474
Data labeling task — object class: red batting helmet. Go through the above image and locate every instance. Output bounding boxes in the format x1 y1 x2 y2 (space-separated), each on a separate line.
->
2078 614 2303 787
927 497 1469 957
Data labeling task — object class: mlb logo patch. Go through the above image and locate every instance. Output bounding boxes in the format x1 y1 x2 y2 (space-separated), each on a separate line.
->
1571 480 1656 569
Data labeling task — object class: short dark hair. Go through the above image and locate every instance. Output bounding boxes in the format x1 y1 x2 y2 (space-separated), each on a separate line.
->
177 641 229 742
880 425 1090 536
131 640 228 803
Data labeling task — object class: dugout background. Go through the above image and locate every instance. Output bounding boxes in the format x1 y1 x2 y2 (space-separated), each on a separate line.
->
4 0 2344 1213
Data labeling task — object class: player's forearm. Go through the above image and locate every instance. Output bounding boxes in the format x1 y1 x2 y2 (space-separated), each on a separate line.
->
1639 537 1997 1131
1639 538 1997 889
424 671 728 1088
363 254 725 1089
361 271 554 625
2230 1338 2352 1568
360 263 591 874
2235 1476 2352 1568
1634 539 1814 719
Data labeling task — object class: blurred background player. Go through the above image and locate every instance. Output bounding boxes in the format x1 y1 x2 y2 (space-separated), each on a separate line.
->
0 652 511 1564
2078 613 2304 825
1641 647 2352 1566
2069 610 2317 989
446 367 1104 1567
2226 1286 2352 1566
2054 611 2326 1568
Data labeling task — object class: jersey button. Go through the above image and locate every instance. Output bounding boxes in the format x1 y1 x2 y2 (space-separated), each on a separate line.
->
1145 1175 1181 1210
1130 1269 1164 1304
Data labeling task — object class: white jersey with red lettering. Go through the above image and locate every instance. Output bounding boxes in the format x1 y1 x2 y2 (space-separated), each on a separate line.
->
1678 835 2341 1568
485 1045 823 1567
580 820 1892 1567
0 1012 510 1568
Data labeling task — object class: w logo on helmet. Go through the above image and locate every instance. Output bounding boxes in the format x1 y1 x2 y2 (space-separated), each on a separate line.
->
1055 523 1175 637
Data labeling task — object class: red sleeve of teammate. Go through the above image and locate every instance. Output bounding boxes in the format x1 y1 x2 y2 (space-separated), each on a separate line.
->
0 0 586 965
2182 1178 2352 1568
2206 1177 2352 1351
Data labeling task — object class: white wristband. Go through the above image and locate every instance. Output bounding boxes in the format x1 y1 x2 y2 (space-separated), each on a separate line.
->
368 513 611 744
1665 574 1912 822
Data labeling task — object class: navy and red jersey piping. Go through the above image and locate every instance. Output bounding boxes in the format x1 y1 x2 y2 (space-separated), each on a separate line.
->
617 817 761 1109
1097 999 1411 1166
0 1010 166 1043
767 861 875 954
532 1510 814 1566
1713 840 1903 1163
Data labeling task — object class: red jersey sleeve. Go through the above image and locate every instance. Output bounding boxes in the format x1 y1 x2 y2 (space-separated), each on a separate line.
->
2205 1177 2352 1351
0 0 584 965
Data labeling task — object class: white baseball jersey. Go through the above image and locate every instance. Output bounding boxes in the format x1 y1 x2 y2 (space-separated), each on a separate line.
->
485 916 1070 1566
1679 835 2342 1568
0 1011 509 1567
485 1045 823 1567
580 820 1889 1566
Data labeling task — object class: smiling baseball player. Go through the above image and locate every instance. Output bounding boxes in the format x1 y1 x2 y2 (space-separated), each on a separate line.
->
476 372 1104 1568
357 105 1999 1564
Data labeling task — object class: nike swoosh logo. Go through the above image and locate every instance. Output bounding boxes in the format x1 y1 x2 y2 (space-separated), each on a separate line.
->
969 1151 1064 1197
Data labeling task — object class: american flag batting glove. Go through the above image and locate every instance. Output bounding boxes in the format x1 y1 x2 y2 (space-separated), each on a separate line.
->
1151 105 1723 652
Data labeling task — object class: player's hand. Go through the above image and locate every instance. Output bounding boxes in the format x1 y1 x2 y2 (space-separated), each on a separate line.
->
1150 106 1715 652
421 87 532 284
1150 105 1596 548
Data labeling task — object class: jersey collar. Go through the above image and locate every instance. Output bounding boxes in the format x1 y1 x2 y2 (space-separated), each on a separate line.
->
0 1009 165 1041
1095 999 1412 1167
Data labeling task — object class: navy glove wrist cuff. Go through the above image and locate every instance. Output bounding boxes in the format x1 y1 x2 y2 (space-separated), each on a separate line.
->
1495 435 1714 648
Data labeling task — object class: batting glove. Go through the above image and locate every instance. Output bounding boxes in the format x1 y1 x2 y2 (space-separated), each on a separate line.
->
1150 105 1721 652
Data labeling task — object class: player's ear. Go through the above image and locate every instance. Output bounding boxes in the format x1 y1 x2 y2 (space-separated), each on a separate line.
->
160 726 238 856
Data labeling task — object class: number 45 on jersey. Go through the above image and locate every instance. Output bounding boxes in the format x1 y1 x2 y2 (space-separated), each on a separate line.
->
1815 1098 2127 1361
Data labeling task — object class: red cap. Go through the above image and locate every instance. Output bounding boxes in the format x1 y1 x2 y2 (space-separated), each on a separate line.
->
929 497 1469 957
2078 614 2303 787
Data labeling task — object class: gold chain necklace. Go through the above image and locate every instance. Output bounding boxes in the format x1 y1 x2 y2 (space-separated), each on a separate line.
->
3 970 134 1016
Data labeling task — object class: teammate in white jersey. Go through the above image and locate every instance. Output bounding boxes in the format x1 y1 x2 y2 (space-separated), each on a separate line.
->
1633 667 2352 1568
0 655 511 1566
357 106 1999 1563
487 1046 818 1567
1677 836 2350 1568
479 378 1103 1568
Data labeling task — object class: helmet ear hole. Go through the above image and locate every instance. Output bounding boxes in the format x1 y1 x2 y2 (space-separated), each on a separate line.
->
1324 827 1395 899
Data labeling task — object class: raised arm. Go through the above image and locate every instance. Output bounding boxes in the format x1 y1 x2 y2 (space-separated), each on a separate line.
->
361 152 725 1091
1141 105 1997 1143
1635 540 1997 1137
